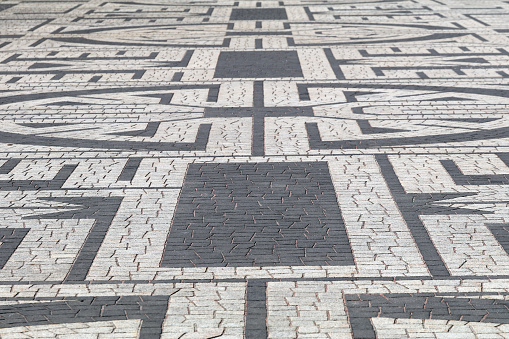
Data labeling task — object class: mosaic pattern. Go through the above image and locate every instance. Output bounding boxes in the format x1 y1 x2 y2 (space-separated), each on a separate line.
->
1 0 509 337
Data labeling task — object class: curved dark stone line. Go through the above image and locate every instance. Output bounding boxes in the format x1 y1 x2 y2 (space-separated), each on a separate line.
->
51 36 230 48
306 122 509 149
297 82 509 101
332 21 463 31
0 124 211 151
288 21 462 31
288 33 469 46
0 84 217 105
57 24 180 35
3 83 509 108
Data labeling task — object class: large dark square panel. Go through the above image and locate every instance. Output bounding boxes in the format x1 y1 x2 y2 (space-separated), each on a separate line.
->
214 51 303 78
230 8 288 20
161 162 354 267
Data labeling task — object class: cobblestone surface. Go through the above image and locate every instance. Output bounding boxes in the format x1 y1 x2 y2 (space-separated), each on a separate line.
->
1 0 509 337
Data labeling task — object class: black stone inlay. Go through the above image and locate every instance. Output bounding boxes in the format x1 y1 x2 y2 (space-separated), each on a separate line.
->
162 162 353 267
214 51 302 78
252 81 265 156
0 229 29 269
345 293 509 339
0 296 169 337
245 280 267 339
230 8 287 20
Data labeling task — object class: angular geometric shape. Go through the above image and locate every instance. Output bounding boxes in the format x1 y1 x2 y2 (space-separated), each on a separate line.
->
441 159 509 185
0 296 169 338
488 224 509 255
345 294 509 339
0 164 77 191
0 4 15 12
162 162 353 267
0 320 142 338
356 120 407 134
214 51 303 78
0 228 29 269
109 122 161 137
230 8 288 20
28 62 71 69
25 196 124 281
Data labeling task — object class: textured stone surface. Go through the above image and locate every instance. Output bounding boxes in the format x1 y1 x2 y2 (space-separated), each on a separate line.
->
1 0 509 337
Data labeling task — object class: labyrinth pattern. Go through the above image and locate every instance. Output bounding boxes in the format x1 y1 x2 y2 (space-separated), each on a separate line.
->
1 0 509 337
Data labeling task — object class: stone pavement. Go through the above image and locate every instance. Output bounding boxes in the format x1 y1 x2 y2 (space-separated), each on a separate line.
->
1 0 509 337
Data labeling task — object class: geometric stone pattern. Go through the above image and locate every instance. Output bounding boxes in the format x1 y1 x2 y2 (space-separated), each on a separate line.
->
1 0 509 336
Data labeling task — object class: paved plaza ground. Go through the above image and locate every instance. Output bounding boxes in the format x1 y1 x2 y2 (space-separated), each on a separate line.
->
1 0 509 337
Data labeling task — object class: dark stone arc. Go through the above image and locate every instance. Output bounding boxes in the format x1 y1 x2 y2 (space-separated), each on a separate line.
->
0 84 220 106
6 51 161 63
50 36 231 48
56 23 181 35
288 33 471 46
297 82 509 101
294 20 465 31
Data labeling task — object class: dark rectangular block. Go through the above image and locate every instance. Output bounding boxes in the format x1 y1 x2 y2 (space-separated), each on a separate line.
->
162 162 353 267
230 8 287 20
214 51 303 78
